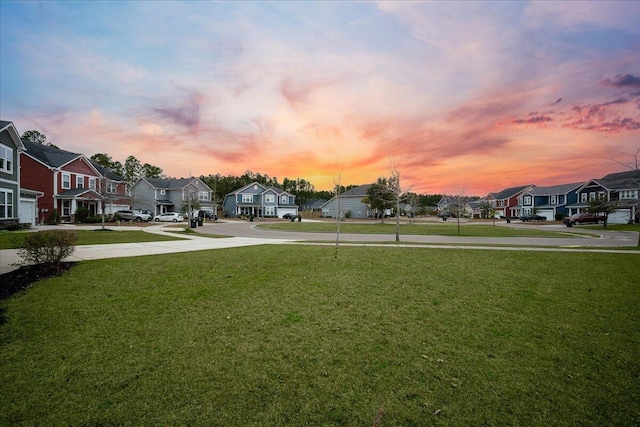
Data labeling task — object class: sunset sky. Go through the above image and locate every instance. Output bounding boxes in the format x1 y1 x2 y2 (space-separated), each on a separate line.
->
1 1 639 195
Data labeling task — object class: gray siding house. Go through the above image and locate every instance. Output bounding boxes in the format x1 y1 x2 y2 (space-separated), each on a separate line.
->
0 121 26 228
223 182 298 218
131 177 214 216
321 184 372 219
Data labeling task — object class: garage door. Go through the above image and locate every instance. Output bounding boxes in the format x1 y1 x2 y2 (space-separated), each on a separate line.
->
278 208 298 218
608 210 630 224
19 199 36 225
538 209 554 221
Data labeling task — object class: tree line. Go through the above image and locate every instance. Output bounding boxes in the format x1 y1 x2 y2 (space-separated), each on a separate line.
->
21 129 444 209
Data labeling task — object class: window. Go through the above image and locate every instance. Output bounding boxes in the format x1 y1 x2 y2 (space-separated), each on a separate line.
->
498 200 504 206
550 196 557 205
160 189 166 195
199 191 209 201
523 196 532 205
89 178 96 190
265 194 275 203
598 191 606 201
0 144 13 173
242 194 253 203
62 173 71 189
281 195 288 204
62 200 70 216
0 189 13 218
589 192 596 201
581 193 587 202
76 175 84 189
107 182 117 194
620 190 639 199
264 206 275 216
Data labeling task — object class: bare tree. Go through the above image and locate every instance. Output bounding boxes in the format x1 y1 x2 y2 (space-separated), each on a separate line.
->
446 186 468 236
333 174 342 259
388 158 414 242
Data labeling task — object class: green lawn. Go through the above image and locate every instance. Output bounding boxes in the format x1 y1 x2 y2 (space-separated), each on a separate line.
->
1 246 638 425
259 221 573 237
0 229 185 249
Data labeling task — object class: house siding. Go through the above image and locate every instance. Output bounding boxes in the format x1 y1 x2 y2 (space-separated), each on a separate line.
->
0 128 20 227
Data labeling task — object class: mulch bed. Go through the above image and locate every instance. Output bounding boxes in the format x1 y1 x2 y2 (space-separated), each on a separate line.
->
0 262 76 300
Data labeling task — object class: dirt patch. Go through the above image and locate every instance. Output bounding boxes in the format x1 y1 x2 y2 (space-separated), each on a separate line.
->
0 262 76 300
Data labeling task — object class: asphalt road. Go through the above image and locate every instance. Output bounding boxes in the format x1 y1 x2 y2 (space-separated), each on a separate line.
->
197 219 640 248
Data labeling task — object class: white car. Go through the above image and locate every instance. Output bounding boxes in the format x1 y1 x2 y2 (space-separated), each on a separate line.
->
153 212 184 222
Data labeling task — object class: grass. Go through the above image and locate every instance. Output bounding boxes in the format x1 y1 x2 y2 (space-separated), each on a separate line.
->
1 246 638 425
0 229 185 249
583 223 640 232
259 221 575 238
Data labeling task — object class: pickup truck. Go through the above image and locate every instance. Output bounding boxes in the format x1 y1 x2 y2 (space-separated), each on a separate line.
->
563 213 606 226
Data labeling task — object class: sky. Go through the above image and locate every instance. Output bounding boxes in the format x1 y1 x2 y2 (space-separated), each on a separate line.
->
1 1 639 195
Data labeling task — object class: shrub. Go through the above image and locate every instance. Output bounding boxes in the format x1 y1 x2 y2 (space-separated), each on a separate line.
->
75 207 90 223
16 230 77 265
5 223 22 231
46 209 60 225
555 213 565 221
113 213 122 222
84 216 101 223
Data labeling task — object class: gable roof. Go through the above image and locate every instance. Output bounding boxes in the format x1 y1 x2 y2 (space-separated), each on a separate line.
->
338 184 372 197
22 139 82 168
140 176 208 190
528 182 584 196
493 184 533 200
0 121 26 151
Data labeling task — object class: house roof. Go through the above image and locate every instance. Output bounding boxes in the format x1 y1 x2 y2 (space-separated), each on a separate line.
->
598 170 640 190
339 184 372 197
528 182 584 196
0 121 26 151
21 139 82 168
493 184 533 200
56 188 102 198
143 177 198 189
90 160 124 181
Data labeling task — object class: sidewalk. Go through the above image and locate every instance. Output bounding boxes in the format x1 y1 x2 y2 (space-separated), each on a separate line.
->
0 224 294 275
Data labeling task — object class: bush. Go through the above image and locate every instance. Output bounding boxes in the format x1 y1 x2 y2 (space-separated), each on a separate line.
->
84 216 101 223
75 207 90 223
46 209 60 225
16 230 77 265
555 213 565 221
5 223 22 231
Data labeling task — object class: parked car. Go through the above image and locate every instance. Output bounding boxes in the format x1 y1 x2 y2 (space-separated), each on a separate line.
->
153 212 184 222
282 213 295 219
197 209 215 220
519 214 547 222
563 213 606 226
115 209 152 222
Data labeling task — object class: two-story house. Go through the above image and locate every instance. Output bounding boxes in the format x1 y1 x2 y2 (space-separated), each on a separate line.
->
20 140 128 223
517 182 584 220
491 184 534 219
132 177 215 216
0 121 27 228
223 182 298 218
568 170 640 224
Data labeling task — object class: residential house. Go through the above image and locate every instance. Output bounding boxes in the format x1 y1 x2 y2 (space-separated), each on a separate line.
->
567 170 640 224
517 182 584 220
321 184 372 219
490 185 534 218
223 181 298 218
437 195 481 218
20 139 128 223
0 121 29 228
132 177 215 217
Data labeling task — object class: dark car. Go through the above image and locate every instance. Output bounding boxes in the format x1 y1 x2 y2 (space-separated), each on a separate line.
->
563 213 606 226
519 214 547 222
282 213 295 219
